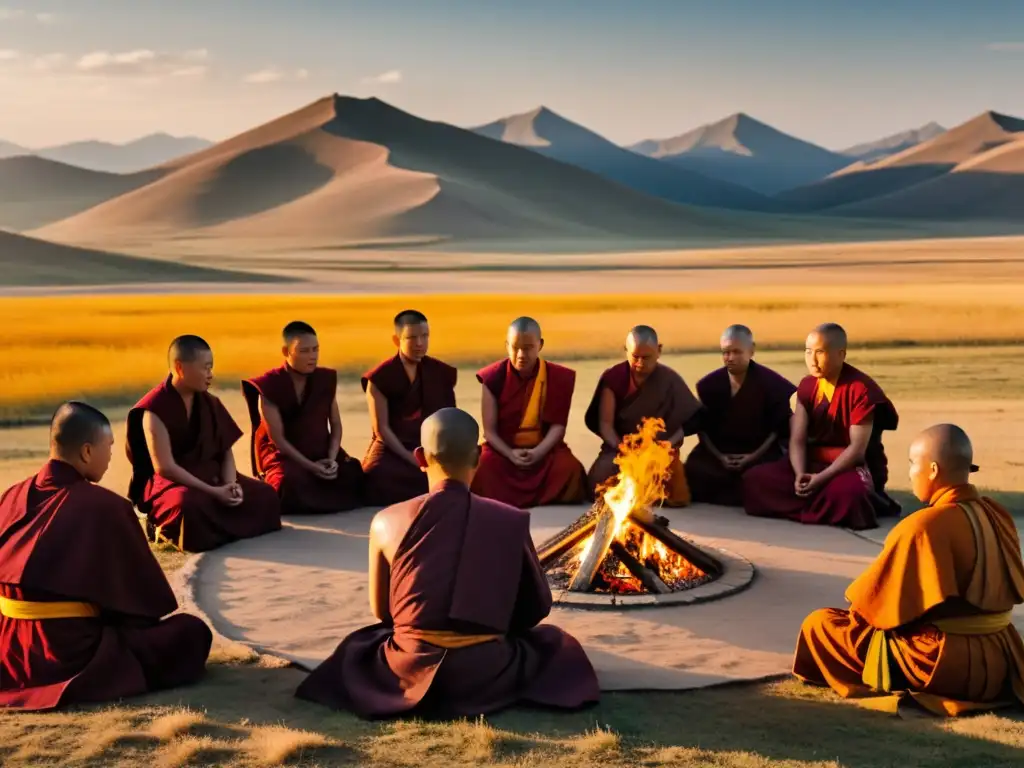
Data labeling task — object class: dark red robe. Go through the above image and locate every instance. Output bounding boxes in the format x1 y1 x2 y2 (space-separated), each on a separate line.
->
742 363 900 530
360 355 458 506
685 361 797 506
126 375 282 552
0 460 212 711
242 365 363 514
294 480 599 718
471 359 586 508
584 361 703 505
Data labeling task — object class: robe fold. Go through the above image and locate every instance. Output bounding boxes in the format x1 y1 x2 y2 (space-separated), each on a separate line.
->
583 361 703 506
360 355 458 506
793 485 1024 715
295 480 599 718
127 375 282 552
0 460 212 711
242 365 363 514
471 359 586 508
685 361 797 506
742 363 900 530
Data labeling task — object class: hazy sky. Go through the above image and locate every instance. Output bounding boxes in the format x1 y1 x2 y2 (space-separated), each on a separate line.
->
1 0 1022 149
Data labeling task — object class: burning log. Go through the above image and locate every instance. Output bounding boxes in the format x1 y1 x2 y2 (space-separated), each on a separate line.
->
610 540 671 594
537 516 597 566
568 505 618 592
630 512 723 577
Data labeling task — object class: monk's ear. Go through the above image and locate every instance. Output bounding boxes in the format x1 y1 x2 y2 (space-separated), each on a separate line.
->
281 344 289 359
413 447 428 470
538 337 545 352
470 445 481 470
928 461 940 481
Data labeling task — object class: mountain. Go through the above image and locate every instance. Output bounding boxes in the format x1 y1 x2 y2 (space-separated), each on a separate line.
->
840 122 946 163
628 113 849 195
33 133 213 174
38 95 774 247
780 111 1024 213
0 156 161 230
0 139 29 159
471 106 783 211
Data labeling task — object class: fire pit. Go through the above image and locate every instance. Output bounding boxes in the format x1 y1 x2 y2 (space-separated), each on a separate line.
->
538 418 754 608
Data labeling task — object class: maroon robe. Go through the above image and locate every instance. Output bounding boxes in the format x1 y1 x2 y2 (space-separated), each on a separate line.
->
242 365 363 514
584 361 703 503
360 355 458 506
685 361 797 506
742 363 900 530
0 461 212 711
294 480 599 718
127 376 282 552
471 359 587 508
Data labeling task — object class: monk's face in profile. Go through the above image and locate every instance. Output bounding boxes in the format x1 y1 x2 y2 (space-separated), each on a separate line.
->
507 329 543 373
908 437 941 503
720 335 753 375
626 338 660 381
285 333 319 375
175 349 214 392
804 332 845 380
81 425 114 483
394 322 429 363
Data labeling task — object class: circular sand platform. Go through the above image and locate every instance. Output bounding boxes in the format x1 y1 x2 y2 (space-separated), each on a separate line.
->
184 503 914 691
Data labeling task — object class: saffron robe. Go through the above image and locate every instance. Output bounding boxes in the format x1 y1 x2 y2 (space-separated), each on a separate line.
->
127 376 282 552
584 361 703 506
742 363 900 530
242 365 363 515
294 480 599 718
685 361 797 506
471 359 586 508
793 485 1024 716
360 355 458 506
0 460 212 711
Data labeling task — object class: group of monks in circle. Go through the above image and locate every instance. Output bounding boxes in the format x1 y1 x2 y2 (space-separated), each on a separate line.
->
1 310 1022 720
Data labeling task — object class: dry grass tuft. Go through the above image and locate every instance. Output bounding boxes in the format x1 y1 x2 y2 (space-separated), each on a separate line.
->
242 724 337 766
153 735 237 768
636 745 842 767
943 712 1024 747
148 710 208 741
207 640 261 666
570 724 621 756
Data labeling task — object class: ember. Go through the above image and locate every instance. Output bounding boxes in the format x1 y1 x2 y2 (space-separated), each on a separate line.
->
538 417 722 596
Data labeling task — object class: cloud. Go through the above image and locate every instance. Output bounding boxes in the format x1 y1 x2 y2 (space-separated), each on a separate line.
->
362 69 402 85
987 42 1024 52
0 7 60 23
74 48 209 78
34 12 58 24
0 48 18 60
0 7 23 20
31 52 64 72
243 66 310 84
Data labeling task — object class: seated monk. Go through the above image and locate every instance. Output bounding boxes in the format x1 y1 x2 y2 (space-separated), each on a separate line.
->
0 402 212 711
793 424 1024 716
584 325 702 506
295 407 599 718
126 335 282 552
685 325 797 506
742 323 900 530
361 310 458 505
242 321 364 514
471 317 586 508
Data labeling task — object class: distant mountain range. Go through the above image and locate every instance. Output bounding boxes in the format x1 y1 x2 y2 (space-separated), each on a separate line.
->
840 122 946 163
0 133 212 173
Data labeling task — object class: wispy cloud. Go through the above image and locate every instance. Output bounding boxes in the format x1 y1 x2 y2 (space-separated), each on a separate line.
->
362 69 402 85
75 48 209 78
0 48 18 60
243 66 309 84
0 7 61 23
987 42 1024 52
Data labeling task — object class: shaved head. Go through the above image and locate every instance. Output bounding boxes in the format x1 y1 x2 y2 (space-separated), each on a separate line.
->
625 325 662 381
394 309 428 331
908 423 978 502
805 323 847 380
283 320 316 343
49 401 114 482
627 325 658 346
509 316 542 337
721 324 754 347
506 316 544 372
721 324 755 374
813 323 847 350
420 408 480 472
393 309 430 362
168 334 211 365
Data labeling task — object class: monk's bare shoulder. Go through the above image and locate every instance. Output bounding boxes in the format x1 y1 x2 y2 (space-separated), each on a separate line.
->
371 497 424 554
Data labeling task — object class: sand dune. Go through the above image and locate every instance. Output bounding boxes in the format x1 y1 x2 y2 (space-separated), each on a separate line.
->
628 113 849 195
472 106 783 211
840 122 946 163
0 156 159 231
38 95 780 247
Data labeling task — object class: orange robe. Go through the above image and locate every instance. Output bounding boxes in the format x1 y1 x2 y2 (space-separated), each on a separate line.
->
471 359 586 508
793 484 1024 715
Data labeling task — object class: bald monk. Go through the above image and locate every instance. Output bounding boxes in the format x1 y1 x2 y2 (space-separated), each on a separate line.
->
742 323 900 530
126 335 282 551
296 407 599 718
471 317 587 508
361 310 458 505
242 321 363 514
0 402 212 711
793 425 1024 715
685 325 797 506
584 325 703 505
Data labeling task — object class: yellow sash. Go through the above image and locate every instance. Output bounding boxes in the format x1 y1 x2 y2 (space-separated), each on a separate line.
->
513 359 547 448
814 378 835 406
0 596 100 620
404 628 502 649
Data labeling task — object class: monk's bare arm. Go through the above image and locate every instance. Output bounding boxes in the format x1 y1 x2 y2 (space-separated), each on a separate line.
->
748 432 780 463
327 397 343 461
480 385 518 460
366 381 418 466
220 447 238 485
814 420 873 483
259 397 321 473
597 388 621 449
789 404 809 475
368 513 393 624
531 424 566 461
698 432 725 460
142 411 219 494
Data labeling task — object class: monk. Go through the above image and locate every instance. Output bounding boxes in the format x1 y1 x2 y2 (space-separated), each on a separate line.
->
296 407 599 718
242 321 363 514
685 325 797 506
742 323 900 530
361 310 458 505
584 325 703 505
471 317 587 508
0 402 212 711
793 424 1024 715
126 335 282 552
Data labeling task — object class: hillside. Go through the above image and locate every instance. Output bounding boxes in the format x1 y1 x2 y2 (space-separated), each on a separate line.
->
628 113 849 195
34 133 213 174
0 139 28 159
840 122 946 163
472 106 783 211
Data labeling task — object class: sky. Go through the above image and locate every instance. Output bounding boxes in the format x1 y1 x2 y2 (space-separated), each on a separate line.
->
1 0 1023 150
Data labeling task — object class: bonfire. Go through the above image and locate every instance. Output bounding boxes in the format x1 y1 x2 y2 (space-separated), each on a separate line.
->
539 418 721 595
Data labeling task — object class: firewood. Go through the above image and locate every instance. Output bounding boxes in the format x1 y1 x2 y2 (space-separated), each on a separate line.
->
569 505 617 592
537 516 598 566
610 540 671 594
631 516 723 577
